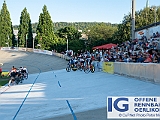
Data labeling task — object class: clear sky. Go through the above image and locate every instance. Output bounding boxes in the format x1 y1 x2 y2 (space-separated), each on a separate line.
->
0 0 159 25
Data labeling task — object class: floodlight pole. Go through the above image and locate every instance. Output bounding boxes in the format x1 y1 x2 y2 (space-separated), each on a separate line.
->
65 35 68 51
154 9 156 24
26 33 27 51
131 0 136 40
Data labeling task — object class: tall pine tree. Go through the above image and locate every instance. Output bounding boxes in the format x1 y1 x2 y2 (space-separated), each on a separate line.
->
35 5 57 50
0 0 13 47
18 7 33 48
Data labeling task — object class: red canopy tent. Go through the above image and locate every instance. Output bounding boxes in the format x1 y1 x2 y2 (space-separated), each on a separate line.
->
92 43 117 50
92 45 102 50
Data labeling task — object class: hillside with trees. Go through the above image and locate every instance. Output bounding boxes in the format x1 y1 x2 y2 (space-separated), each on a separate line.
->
1 0 160 53
13 22 118 33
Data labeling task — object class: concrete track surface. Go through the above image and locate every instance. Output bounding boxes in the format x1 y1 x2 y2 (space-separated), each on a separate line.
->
0 50 68 73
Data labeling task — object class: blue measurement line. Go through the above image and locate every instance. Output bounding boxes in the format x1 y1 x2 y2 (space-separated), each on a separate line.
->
55 72 76 119
66 100 77 120
58 81 61 87
12 72 41 120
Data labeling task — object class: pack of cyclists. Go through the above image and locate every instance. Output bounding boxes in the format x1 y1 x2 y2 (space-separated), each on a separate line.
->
66 51 102 72
8 66 28 86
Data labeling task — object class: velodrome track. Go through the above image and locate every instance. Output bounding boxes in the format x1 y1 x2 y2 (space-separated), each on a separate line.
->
0 50 160 120
0 50 68 73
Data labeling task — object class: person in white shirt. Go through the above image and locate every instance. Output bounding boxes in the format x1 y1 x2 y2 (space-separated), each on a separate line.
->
21 66 28 79
22 66 28 74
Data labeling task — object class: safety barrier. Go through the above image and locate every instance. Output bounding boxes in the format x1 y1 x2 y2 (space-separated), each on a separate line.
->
0 47 18 51
112 62 160 83
33 49 71 60
52 52 71 61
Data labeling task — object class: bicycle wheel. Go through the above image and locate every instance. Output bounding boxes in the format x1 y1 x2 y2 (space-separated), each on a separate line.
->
25 73 28 79
15 76 21 84
72 67 77 71
19 76 23 83
15 80 19 85
66 66 71 72
77 65 82 71
84 67 90 74
15 78 19 84
90 66 95 73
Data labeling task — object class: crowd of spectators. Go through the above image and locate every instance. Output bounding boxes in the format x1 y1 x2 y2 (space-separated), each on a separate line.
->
63 32 160 64
93 32 160 63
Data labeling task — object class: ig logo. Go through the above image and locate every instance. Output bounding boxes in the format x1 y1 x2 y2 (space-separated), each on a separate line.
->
108 98 129 112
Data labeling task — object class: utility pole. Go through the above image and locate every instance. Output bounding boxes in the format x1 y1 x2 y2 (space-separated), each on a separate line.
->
131 0 136 40
66 35 68 51
26 33 28 51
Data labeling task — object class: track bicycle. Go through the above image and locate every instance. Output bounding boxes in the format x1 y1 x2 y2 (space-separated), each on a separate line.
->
84 64 95 74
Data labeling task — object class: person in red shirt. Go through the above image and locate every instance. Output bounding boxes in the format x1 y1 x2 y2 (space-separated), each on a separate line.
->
144 54 152 63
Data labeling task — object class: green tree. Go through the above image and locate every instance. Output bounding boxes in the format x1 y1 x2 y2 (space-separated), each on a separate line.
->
0 0 13 47
35 5 57 50
112 13 132 44
69 39 84 53
18 7 33 48
87 23 117 48
57 26 81 41
56 26 82 51
157 7 160 22
53 36 66 52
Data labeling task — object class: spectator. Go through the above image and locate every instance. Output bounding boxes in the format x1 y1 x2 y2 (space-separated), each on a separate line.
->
123 55 128 62
104 56 109 62
137 55 144 63
117 55 123 62
132 52 138 62
157 53 160 63
144 54 152 63
152 54 158 63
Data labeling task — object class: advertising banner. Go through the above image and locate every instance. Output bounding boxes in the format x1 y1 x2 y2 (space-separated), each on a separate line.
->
107 96 160 119
103 62 114 74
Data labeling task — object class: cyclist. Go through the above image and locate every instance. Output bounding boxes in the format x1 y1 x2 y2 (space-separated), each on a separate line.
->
15 68 23 83
22 66 28 74
73 57 78 67
8 67 16 86
79 54 85 70
21 66 28 79
69 57 75 67
19 66 23 71
68 56 78 67
85 51 92 67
